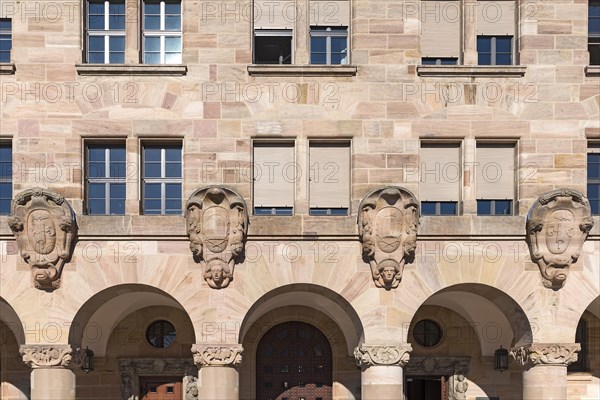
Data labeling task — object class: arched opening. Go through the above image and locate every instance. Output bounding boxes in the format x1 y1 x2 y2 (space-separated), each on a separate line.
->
239 284 364 400
0 298 29 400
68 284 197 400
256 321 333 400
567 296 600 399
404 283 533 400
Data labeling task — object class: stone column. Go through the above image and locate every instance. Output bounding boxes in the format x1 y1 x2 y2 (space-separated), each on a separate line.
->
462 0 478 64
354 344 412 400
510 343 580 400
20 345 82 400
192 343 243 400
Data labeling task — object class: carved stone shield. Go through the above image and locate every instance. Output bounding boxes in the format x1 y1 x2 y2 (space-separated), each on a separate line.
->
185 187 248 289
526 188 593 289
358 187 419 289
7 188 77 290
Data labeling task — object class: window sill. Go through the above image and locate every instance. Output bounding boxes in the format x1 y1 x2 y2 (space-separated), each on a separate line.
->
566 372 592 381
247 64 357 77
417 65 527 78
75 64 187 76
0 63 15 75
585 65 600 77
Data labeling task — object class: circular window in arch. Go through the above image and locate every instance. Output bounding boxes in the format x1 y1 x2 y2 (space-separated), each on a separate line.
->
413 319 442 348
146 320 176 348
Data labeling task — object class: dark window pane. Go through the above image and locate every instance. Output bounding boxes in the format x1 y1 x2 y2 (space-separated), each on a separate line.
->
144 200 162 213
331 53 345 65
495 37 512 52
165 16 181 30
165 163 181 178
496 54 512 65
145 146 162 161
145 15 161 30
165 200 181 212
477 200 492 215
145 36 161 51
495 200 512 215
144 0 161 14
588 154 600 179
144 52 161 64
0 38 11 52
110 183 126 199
477 37 491 52
421 202 436 215
588 183 599 199
109 52 125 64
88 162 106 178
311 53 327 64
88 146 106 161
110 162 127 178
88 36 105 52
89 199 105 215
331 37 347 52
0 19 12 30
110 198 125 214
109 36 125 51
441 58 458 65
165 37 181 52
89 183 106 199
440 202 457 215
165 1 181 14
144 162 161 178
111 147 126 162
0 51 9 62
165 183 182 199
144 183 161 199
478 53 492 65
165 147 181 161
88 52 105 63
311 37 326 53
421 58 437 65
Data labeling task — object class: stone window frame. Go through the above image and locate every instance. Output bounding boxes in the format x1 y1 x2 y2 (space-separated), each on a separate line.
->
84 0 127 64
140 140 184 215
77 0 187 76
141 0 183 64
309 26 349 66
0 138 12 216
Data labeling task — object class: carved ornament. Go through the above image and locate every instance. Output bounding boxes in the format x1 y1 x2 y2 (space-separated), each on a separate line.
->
358 187 419 289
526 188 593 289
186 187 248 289
510 343 580 367
8 188 77 290
354 344 412 368
191 344 243 367
20 345 81 369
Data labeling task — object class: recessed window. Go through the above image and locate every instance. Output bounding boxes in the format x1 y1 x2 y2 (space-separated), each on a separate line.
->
420 143 461 215
86 0 126 63
146 320 176 348
85 143 126 215
477 36 513 65
590 0 600 65
476 143 515 216
254 30 293 64
477 200 513 216
0 18 12 63
0 142 12 215
421 57 458 65
310 27 348 65
253 142 295 215
309 141 350 216
421 201 457 216
143 0 182 64
142 143 182 215
588 143 600 215
413 319 442 347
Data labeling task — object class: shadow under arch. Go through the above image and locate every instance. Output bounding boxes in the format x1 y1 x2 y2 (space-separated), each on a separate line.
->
0 297 25 346
406 283 533 355
68 284 196 357
238 283 365 355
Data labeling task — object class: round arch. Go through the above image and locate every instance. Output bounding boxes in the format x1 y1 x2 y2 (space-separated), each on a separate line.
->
0 297 25 346
239 283 365 356
69 284 196 357
406 283 533 355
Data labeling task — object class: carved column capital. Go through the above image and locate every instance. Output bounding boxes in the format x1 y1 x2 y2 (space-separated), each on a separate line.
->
510 343 581 368
20 345 82 369
191 344 243 368
354 344 412 369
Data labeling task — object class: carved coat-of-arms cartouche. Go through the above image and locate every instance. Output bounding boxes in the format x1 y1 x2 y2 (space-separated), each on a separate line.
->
185 187 248 289
7 188 77 290
526 188 593 290
358 187 419 289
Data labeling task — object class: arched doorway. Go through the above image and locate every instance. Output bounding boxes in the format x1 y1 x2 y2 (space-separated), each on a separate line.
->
256 321 333 400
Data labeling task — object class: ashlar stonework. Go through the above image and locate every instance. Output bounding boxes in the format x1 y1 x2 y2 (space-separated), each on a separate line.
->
7 188 77 290
526 188 594 289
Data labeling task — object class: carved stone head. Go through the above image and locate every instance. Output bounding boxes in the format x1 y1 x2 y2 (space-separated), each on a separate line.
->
526 188 593 289
358 187 419 289
185 187 248 289
8 188 77 290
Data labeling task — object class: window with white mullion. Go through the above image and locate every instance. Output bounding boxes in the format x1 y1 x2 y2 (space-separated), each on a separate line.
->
142 144 182 215
143 0 182 64
86 144 126 215
86 0 125 63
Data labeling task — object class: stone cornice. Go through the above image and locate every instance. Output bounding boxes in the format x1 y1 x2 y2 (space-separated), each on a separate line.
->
20 345 81 369
75 64 187 76
191 344 243 367
417 65 527 77
354 344 412 368
510 343 581 367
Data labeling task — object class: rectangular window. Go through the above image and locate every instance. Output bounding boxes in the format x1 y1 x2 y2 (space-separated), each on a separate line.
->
476 143 515 216
0 18 12 63
590 0 600 65
420 1 460 63
308 141 350 216
0 142 12 215
142 143 182 215
85 144 126 215
254 30 293 64
143 0 182 64
253 141 295 215
477 36 513 65
310 27 348 65
86 0 126 64
420 143 461 215
421 57 458 65
588 142 600 215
